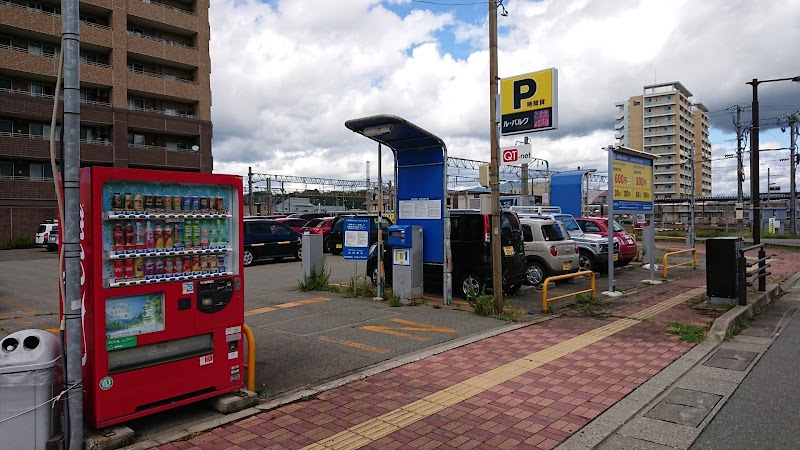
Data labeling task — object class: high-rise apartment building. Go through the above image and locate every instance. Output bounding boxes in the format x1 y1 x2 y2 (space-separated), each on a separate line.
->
0 0 213 244
614 82 711 200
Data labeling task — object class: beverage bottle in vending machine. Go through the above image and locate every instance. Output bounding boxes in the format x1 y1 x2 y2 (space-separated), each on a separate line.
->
200 220 210 247
113 223 124 251
164 257 173 274
193 220 202 247
124 259 134 278
174 222 183 249
144 258 155 276
216 219 228 247
155 222 164 249
209 220 217 247
155 257 165 274
113 260 124 279
174 257 183 273
145 221 155 250
124 222 135 249
183 220 193 248
164 223 173 248
135 220 146 250
134 257 144 277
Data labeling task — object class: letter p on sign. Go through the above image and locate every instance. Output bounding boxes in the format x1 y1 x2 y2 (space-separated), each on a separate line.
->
513 79 536 109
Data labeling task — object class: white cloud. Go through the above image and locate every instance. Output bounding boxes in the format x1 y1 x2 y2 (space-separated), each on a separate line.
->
210 0 800 197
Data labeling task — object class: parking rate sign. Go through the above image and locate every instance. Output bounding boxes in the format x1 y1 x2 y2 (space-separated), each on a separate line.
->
612 151 654 212
342 217 370 260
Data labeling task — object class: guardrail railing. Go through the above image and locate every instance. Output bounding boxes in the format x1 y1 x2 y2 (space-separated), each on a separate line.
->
542 270 595 313
662 247 697 279
737 243 770 305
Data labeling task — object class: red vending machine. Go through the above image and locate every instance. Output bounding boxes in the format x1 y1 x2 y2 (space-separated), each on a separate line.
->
76 167 244 428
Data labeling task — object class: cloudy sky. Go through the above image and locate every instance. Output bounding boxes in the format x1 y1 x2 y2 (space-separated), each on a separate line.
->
208 0 800 197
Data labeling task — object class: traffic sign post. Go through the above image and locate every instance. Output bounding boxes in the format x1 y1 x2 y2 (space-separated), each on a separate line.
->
343 217 371 260
499 143 533 165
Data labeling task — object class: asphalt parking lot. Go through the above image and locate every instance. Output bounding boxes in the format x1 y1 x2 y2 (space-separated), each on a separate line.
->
0 242 702 438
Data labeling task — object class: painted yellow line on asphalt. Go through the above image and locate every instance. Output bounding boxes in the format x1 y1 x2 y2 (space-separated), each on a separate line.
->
244 297 329 317
301 286 707 450
390 319 456 333
318 336 390 354
361 325 431 341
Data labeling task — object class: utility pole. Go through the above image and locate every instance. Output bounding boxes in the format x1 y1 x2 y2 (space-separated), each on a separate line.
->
488 0 503 312
521 136 529 206
735 105 744 233
790 114 798 235
248 166 253 215
689 140 696 248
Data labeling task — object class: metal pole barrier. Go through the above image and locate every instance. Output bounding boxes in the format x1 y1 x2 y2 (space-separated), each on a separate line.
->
758 246 767 291
607 146 615 293
738 250 747 306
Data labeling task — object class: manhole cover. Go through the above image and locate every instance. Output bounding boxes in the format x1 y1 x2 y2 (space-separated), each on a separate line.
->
703 349 758 371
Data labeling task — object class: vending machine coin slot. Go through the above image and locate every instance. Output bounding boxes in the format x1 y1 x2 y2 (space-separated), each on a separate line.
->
196 278 234 314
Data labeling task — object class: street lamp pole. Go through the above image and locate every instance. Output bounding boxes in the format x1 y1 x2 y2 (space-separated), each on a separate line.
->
747 75 800 291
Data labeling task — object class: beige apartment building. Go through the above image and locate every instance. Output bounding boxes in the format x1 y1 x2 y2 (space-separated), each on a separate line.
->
614 82 711 200
0 0 213 245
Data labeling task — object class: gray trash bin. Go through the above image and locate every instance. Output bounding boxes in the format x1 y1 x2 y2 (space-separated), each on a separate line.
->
0 329 63 450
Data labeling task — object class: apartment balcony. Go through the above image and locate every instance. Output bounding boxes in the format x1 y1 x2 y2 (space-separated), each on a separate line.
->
654 188 677 195
0 177 59 201
643 127 675 137
0 43 112 84
0 85 114 124
128 144 201 169
127 0 197 33
653 158 676 166
643 109 676 118
614 131 624 140
654 179 675 185
127 31 198 67
653 168 674 175
0 1 113 48
643 96 676 107
127 69 199 101
127 108 202 135
0 132 113 163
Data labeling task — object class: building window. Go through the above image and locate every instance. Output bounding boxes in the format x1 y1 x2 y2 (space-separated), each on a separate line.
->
165 107 192 117
0 78 10 90
28 42 59 57
0 36 10 47
29 123 60 140
30 83 56 97
0 161 13 178
27 2 60 14
127 62 144 73
166 142 190 151
128 98 145 110
30 163 54 180
0 119 11 134
128 133 146 146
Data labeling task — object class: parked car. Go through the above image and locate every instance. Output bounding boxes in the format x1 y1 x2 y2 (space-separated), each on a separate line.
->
35 219 58 248
328 215 393 255
367 209 527 298
286 212 329 221
46 228 59 252
575 217 638 266
520 218 579 286
273 217 309 233
510 206 619 273
300 217 336 251
242 218 302 266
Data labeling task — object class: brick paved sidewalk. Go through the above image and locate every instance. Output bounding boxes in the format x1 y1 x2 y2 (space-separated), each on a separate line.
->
152 248 798 450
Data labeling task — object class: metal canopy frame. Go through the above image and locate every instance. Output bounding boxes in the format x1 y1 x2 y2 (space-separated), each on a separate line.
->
345 114 452 304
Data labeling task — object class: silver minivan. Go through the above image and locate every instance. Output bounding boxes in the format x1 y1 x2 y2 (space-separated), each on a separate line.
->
520 218 579 286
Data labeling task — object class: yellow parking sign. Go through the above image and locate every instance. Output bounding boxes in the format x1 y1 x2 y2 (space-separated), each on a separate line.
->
500 68 558 135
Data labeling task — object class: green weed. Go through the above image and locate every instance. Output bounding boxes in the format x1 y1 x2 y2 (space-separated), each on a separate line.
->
4 235 36 249
666 322 706 343
297 263 331 291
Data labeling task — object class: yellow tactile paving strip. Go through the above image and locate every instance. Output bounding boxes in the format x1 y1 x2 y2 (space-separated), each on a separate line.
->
301 286 707 450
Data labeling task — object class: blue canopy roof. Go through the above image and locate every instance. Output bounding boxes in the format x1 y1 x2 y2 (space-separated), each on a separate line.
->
344 114 446 157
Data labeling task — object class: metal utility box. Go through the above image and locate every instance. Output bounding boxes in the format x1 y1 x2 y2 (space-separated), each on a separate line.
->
706 237 742 304
301 232 324 278
0 329 63 450
388 225 423 301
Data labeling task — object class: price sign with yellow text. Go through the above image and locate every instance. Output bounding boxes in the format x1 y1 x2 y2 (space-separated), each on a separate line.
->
612 151 653 212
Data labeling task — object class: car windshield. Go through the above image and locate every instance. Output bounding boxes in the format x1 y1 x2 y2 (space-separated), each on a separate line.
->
612 221 624 232
554 215 581 233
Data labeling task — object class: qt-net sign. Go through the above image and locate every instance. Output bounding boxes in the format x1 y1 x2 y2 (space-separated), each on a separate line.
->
500 68 558 135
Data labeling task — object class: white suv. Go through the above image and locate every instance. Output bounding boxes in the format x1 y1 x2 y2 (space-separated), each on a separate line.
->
35 219 58 248
520 218 579 286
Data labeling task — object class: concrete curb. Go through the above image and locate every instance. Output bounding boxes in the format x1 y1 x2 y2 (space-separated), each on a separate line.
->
557 272 800 450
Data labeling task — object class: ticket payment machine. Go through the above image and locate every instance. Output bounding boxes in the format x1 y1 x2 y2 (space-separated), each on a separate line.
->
388 225 423 301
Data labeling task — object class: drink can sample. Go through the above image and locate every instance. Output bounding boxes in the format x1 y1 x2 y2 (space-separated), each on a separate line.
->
217 255 226 272
124 259 134 278
113 260 124 279
164 257 173 274
217 196 225 213
192 255 200 272
183 196 192 211
183 256 192 273
134 257 144 277
199 196 209 212
124 193 134 211
173 195 182 211
155 258 165 275
174 257 183 273
154 195 164 211
191 196 199 211
164 195 173 211
144 195 154 210
208 196 216 212
144 258 155 276
112 192 123 211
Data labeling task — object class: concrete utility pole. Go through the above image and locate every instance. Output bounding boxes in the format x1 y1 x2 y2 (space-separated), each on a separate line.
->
735 105 744 233
248 166 253 215
689 140 696 248
790 115 798 235
62 0 84 445
488 0 503 312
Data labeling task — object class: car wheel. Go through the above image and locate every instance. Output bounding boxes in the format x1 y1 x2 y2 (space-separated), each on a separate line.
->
323 237 330 253
526 261 547 286
460 273 484 299
294 246 302 261
330 246 342 256
243 250 254 267
578 250 596 273
507 283 522 295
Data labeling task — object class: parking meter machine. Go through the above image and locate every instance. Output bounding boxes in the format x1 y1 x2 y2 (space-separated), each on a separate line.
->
388 225 423 301
73 167 245 428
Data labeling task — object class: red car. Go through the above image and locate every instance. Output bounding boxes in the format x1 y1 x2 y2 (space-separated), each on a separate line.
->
273 217 309 233
300 217 335 251
575 217 638 266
